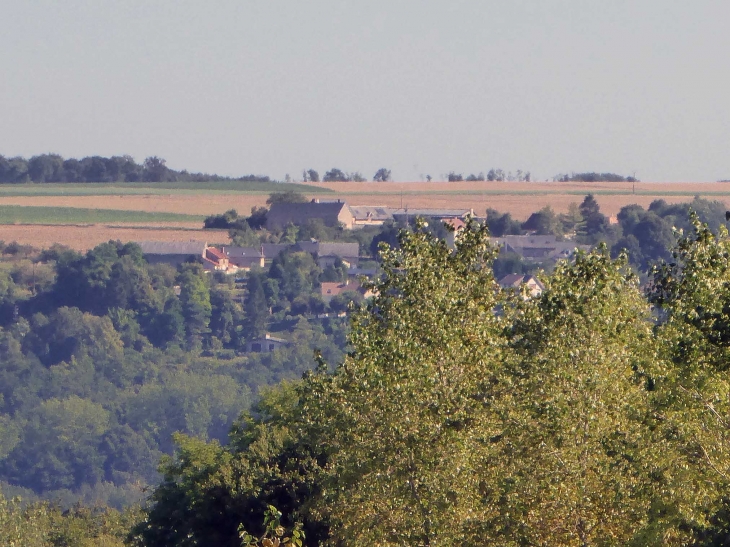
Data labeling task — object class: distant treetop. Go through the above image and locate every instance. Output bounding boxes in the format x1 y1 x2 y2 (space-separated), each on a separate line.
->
266 191 309 205
554 172 639 183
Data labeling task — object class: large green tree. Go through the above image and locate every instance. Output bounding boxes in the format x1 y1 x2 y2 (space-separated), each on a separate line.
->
301 220 510 545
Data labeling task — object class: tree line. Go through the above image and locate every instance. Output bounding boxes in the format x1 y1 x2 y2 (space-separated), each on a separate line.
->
0 153 271 183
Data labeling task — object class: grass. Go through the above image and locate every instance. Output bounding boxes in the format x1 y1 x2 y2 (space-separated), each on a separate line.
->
0 205 204 225
0 180 331 197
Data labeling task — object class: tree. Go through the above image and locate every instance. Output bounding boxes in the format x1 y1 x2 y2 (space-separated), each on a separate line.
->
373 168 391 182
204 209 239 229
487 168 505 182
486 208 522 236
243 273 269 340
266 191 308 205
177 263 212 350
27 154 64 183
521 205 562 236
322 168 348 182
247 206 268 230
502 247 662 545
306 169 319 182
577 193 612 244
143 156 171 183
301 220 509 544
648 215 730 538
447 171 463 182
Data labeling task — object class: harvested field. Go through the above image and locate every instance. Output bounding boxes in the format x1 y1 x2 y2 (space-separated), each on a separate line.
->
0 224 228 252
310 181 730 220
2 182 728 221
1 181 729 251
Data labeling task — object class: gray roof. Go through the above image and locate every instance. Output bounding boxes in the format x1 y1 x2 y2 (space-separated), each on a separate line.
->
296 241 359 258
350 206 394 221
137 241 206 256
391 208 474 219
224 246 263 258
266 200 351 230
261 244 292 258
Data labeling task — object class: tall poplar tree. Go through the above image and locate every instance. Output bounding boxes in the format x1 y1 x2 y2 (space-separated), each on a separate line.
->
302 220 511 545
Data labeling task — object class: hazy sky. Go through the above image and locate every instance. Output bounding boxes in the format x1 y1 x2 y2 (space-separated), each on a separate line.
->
1 1 729 182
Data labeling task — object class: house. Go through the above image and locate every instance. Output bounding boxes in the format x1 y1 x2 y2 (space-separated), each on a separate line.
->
442 217 467 248
490 235 590 261
138 241 237 273
350 206 394 227
224 246 265 270
246 333 289 353
320 279 374 303
266 199 355 230
499 274 545 298
203 246 231 272
137 241 207 267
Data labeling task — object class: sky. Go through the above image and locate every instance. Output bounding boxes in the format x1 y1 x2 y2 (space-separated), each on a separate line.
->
1 0 729 182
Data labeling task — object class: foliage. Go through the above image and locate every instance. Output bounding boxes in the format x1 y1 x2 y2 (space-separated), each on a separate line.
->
266 192 308 205
0 153 272 184
238 505 305 547
555 171 639 182
0 492 140 547
321 169 348 183
372 168 391 182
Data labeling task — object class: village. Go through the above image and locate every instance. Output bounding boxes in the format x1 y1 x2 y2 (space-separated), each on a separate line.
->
134 197 594 328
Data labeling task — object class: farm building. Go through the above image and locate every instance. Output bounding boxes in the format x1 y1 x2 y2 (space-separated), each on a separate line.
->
266 199 355 230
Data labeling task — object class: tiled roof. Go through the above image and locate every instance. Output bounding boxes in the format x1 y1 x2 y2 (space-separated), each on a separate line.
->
206 247 227 260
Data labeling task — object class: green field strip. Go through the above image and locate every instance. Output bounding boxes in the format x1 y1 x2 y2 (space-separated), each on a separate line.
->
0 205 204 225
